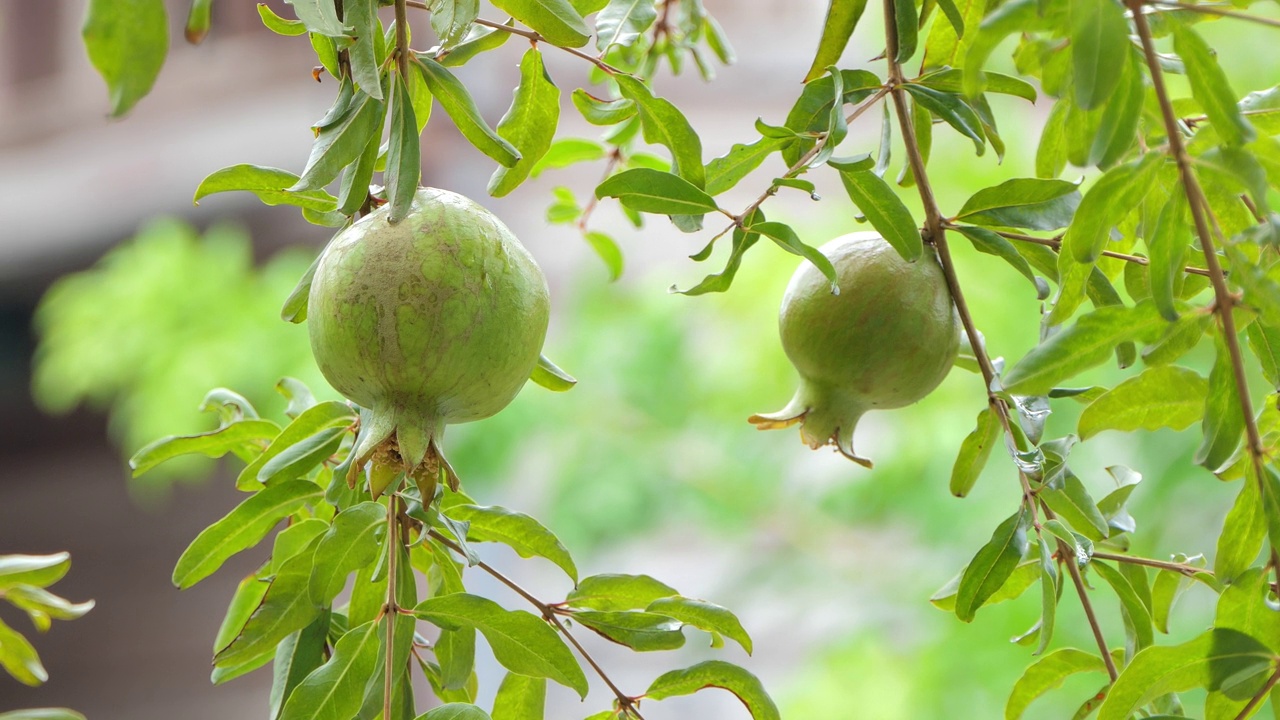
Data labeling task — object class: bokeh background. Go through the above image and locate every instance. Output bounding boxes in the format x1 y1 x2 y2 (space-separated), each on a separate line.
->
2 1 1279 718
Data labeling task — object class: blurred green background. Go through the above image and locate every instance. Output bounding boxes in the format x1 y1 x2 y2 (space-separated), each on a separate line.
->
8 1 1280 718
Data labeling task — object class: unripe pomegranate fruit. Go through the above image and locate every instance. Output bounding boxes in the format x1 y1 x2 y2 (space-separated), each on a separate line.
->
749 231 960 467
308 187 550 494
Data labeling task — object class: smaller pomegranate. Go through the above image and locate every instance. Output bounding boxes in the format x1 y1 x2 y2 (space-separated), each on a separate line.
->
749 231 960 467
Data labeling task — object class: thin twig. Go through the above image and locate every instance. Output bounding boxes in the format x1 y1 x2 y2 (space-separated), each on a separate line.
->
882 0 1120 680
403 1 625 75
384 494 400 720
425 529 644 719
1232 665 1280 720
1091 551 1211 577
957 225 1215 278
1145 0 1280 30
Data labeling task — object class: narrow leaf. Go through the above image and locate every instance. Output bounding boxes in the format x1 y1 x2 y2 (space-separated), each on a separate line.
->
647 596 753 654
414 56 521 167
387 70 421 223
1005 648 1108 720
614 75 705 188
278 620 381 720
1173 23 1255 147
489 0 590 47
955 507 1032 622
951 407 1000 497
83 0 168 117
488 49 560 198
1070 0 1128 110
836 169 923 262
445 504 578 582
955 178 1080 231
595 168 718 215
1196 333 1246 472
803 0 868 83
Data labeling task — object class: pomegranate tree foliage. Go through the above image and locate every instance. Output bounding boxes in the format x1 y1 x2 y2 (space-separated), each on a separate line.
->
65 0 1280 717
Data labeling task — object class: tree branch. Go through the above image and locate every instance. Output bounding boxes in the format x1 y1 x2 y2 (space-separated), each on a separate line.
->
425 528 644 719
1232 665 1280 720
949 224 1215 278
1145 0 1280 30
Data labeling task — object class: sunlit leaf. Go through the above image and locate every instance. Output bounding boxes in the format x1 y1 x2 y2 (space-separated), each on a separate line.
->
1173 22 1254 147
83 0 168 117
1078 365 1208 439
645 661 780 720
1005 648 1109 720
836 169 922 262
445 504 577 582
647 596 752 654
950 407 1001 497
490 0 589 47
413 56 520 167
489 49 560 197
955 507 1031 622
565 574 677 612
803 0 868 82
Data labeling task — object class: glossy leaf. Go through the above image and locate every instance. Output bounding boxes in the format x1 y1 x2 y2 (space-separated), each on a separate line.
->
0 554 70 590
529 354 577 391
1196 333 1246 472
1173 23 1255 147
83 0 168 117
310 502 386 604
291 89 387 192
416 705 491 720
954 226 1048 299
573 610 686 651
414 57 521 168
1065 153 1163 264
1093 561 1155 650
749 221 840 292
615 75 705 188
173 480 322 589
0 711 86 720
595 0 657 50
950 407 1000 497
214 536 323 667
1005 648 1108 720
955 179 1080 232
955 507 1031 622
836 169 923 262
647 596 752 653
258 4 307 35
803 0 867 82
1070 0 1128 110
530 138 604 178
1004 302 1170 396
595 168 717 215
1078 365 1208 439
236 401 355 490
194 165 339 212
490 0 589 47
278 620 381 720
917 69 1036 103
646 661 780 720
429 0 480 48
285 0 350 37
565 574 678 612
489 49 560 197
491 673 545 720
0 617 45 686
445 504 578 582
414 593 589 698
129 419 280 477
570 90 635 125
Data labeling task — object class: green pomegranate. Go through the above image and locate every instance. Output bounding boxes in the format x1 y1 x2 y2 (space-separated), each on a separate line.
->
749 231 960 467
308 187 550 495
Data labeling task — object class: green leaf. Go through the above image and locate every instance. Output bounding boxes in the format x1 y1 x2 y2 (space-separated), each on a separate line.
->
1147 193 1189 321
1173 22 1255 147
1035 538 1058 655
257 426 345 485
803 0 868 83
186 0 212 46
749 221 840 292
903 84 985 155
929 561 1039 612
836 169 923 262
1065 153 1164 264
1196 333 1246 472
565 574 678 611
585 231 624 281
429 0 479 47
955 507 1032 622
706 137 788 196
916 69 1036 103
1098 629 1275 720
1215 568 1280 654
530 138 604 178
962 0 1039 98
1249 322 1280 391
570 89 635 125
595 168 718 215
0 617 46 686
950 407 1000 497
129 419 280 477
291 89 387 192
83 0 168 117
572 610 686 651
1036 471 1106 542
647 596 753 654
529 354 577 391
782 69 883 165
413 56 521 167
386 71 421 223
215 535 323 668
1070 0 1128 110
489 0 590 47
345 0 382 99
414 593 589 697
212 571 270 656
195 165 342 211
595 0 657 51
614 75 705 188
1215 474 1268 583
309 502 386 605
489 49 560 198
436 626 476 691
258 4 308 36
1263 466 1280 553
437 16 509 65
923 0 985 72
1004 301 1171 395
445 504 578 582
278 620 381 720
892 0 917 62
954 226 1049 299
0 554 70 591
338 131 380 217
955 179 1080 232
645 661 780 720
416 705 492 720
1005 648 1108 720
1091 55 1144 168
1078 365 1209 439
268 611 329 720
1036 100 1069 179
285 0 351 37
237 401 355 490
1093 561 1155 650
173 480 322 589
674 209 764 296
492 673 545 720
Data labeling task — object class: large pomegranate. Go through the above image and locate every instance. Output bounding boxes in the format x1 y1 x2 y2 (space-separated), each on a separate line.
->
749 232 960 467
308 187 550 494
